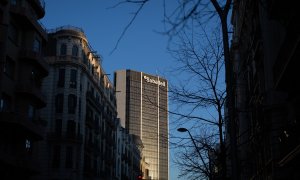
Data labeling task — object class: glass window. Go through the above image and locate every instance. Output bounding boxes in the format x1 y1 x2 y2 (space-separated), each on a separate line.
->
0 94 11 112
4 56 15 79
55 93 64 113
72 45 78 56
33 37 41 53
28 105 35 121
57 69 65 87
60 43 67 55
52 145 61 168
55 119 62 136
70 69 77 88
66 146 73 168
86 106 93 119
82 50 88 65
67 120 76 137
25 139 31 151
31 69 42 87
8 23 18 44
68 94 77 114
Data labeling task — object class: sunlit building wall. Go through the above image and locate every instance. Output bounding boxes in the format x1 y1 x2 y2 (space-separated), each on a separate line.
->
114 70 169 180
36 26 117 180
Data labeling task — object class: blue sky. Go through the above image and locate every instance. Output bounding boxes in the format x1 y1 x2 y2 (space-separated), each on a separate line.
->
41 0 181 179
42 0 174 77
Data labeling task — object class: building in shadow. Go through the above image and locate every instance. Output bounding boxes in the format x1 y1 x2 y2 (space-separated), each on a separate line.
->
230 0 300 179
0 0 48 179
115 121 145 180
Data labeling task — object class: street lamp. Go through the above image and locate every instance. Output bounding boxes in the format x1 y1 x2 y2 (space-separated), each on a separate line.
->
177 128 210 177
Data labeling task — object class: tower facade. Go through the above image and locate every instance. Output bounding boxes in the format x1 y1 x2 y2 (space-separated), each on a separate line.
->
115 69 169 180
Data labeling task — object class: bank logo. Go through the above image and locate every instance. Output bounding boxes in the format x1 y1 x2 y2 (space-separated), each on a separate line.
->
143 76 166 87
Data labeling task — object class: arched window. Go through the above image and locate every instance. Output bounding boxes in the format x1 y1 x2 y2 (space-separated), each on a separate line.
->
68 94 77 114
82 50 88 65
70 69 77 88
67 120 76 137
72 45 78 56
57 68 65 87
60 43 67 55
55 93 64 113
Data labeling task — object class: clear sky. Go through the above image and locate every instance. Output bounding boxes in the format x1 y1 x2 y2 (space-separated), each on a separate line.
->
41 0 181 179
42 0 174 77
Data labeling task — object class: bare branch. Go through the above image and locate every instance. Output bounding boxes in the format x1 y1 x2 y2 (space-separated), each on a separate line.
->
111 0 232 179
109 0 149 54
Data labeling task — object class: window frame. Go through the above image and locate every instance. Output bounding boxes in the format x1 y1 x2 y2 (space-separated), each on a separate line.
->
55 93 64 113
57 68 65 87
68 94 77 114
72 44 78 57
60 43 67 56
70 69 77 88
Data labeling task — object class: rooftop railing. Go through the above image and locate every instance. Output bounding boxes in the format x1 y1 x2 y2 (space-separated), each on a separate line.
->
46 25 85 34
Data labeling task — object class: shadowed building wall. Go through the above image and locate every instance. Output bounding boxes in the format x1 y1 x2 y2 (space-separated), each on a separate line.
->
0 0 48 179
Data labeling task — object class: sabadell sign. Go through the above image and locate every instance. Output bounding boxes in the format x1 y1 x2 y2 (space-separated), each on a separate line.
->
143 76 166 87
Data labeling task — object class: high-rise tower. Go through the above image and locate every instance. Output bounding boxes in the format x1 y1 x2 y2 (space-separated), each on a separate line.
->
114 69 169 180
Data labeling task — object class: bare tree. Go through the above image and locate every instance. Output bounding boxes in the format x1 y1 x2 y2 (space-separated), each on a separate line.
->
168 24 226 179
174 131 219 180
111 0 236 179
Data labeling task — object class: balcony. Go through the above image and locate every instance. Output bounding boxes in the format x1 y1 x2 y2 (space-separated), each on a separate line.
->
0 112 43 140
9 4 47 39
55 55 81 63
47 132 83 144
15 82 47 108
19 49 49 77
0 150 41 174
27 0 45 19
86 91 102 111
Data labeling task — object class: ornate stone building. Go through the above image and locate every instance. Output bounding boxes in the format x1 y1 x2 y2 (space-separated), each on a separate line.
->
35 26 118 180
115 122 144 180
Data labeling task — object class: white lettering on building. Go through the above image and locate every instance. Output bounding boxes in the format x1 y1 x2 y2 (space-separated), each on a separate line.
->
143 76 165 87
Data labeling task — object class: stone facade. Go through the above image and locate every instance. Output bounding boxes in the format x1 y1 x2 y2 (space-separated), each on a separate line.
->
35 26 118 180
231 0 300 179
0 0 48 179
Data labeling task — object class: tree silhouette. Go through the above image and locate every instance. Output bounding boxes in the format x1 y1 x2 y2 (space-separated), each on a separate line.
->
169 26 226 179
111 0 236 179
